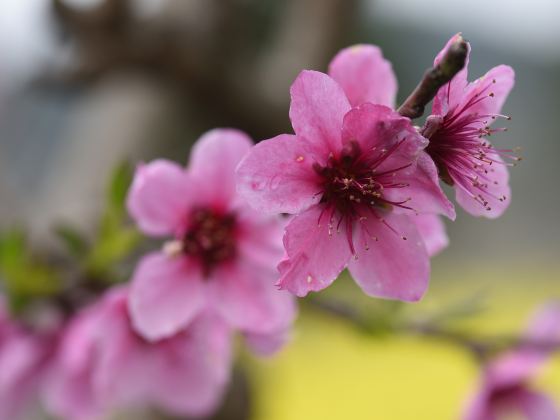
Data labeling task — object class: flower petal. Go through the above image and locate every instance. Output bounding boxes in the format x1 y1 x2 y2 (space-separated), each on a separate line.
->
348 213 429 302
244 328 291 357
341 103 419 151
93 291 154 409
236 134 321 214
0 331 52 420
208 260 296 335
328 44 398 108
44 294 116 420
455 154 510 218
127 160 192 237
147 313 232 417
235 206 285 268
514 389 559 420
96 291 232 418
128 253 206 341
411 214 449 257
341 104 455 219
462 65 515 118
188 129 253 209
432 33 471 116
488 303 560 388
277 205 352 297
387 152 456 219
289 70 351 155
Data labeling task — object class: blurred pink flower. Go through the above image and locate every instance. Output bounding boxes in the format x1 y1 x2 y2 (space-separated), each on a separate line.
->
0 301 57 420
44 287 232 420
423 34 516 218
127 129 296 342
237 70 454 299
327 44 449 256
465 303 560 420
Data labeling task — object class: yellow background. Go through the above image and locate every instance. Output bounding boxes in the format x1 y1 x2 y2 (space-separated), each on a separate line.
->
250 264 560 420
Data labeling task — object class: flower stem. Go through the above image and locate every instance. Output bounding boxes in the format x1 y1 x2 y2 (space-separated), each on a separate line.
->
307 296 560 361
397 36 468 119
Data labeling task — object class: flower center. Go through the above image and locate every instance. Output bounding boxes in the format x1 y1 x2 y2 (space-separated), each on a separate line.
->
312 140 413 254
423 81 518 211
182 209 237 274
314 140 412 216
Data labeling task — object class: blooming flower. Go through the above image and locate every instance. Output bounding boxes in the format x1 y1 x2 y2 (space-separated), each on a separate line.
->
44 287 232 420
237 70 454 300
464 303 560 420
328 44 449 256
127 129 296 342
422 34 516 218
0 301 57 420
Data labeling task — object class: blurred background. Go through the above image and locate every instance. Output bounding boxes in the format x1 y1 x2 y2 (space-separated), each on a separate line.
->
0 0 559 419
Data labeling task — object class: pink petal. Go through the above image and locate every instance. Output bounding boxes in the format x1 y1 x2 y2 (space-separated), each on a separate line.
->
149 312 232 417
289 70 351 156
244 328 291 357
127 160 192 237
44 361 103 420
43 303 110 420
526 302 560 342
188 128 253 210
462 386 496 420
128 253 206 341
235 206 285 268
0 331 51 420
412 214 449 257
95 291 232 418
455 154 510 218
208 260 296 335
433 33 471 116
236 134 322 214
462 65 515 118
348 213 429 302
341 103 419 152
94 293 155 409
277 205 352 297
328 44 398 108
389 152 455 219
341 104 455 219
514 389 559 420
488 303 560 388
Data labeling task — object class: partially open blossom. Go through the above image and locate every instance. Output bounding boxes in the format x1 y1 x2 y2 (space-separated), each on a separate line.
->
0 301 57 420
327 44 449 256
237 70 454 300
464 303 560 420
423 34 516 218
44 287 232 420
127 129 296 342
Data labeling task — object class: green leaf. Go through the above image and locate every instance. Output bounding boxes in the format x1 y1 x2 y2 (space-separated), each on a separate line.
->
0 230 62 311
107 161 133 218
82 161 142 281
54 224 89 258
85 223 141 279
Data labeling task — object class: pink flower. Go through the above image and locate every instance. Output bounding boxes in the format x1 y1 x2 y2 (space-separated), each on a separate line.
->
236 70 454 300
465 303 560 420
127 129 296 341
422 34 516 218
0 301 57 420
328 44 449 256
44 287 232 420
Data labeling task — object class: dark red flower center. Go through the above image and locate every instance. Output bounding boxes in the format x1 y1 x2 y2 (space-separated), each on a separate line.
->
423 79 518 211
182 209 237 274
312 140 413 253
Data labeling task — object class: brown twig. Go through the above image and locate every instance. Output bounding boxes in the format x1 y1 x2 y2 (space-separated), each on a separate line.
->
397 36 469 119
308 297 560 361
